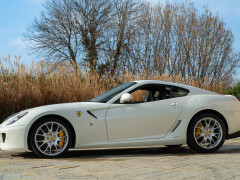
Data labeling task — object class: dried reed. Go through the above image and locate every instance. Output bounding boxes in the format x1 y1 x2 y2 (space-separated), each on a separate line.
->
0 57 225 122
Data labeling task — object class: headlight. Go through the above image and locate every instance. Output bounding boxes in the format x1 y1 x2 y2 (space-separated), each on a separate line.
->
6 111 28 126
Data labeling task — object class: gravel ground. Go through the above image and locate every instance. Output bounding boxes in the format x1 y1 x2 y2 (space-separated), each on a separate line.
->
1 138 240 179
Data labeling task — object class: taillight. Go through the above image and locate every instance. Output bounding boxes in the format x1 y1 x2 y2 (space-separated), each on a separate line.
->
238 98 240 101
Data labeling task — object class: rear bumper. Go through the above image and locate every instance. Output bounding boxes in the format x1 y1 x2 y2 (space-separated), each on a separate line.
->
0 125 29 151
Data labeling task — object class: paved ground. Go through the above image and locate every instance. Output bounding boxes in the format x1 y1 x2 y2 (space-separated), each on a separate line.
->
1 139 240 180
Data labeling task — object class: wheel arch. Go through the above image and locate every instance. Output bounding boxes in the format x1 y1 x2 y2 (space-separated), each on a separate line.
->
187 109 229 138
27 114 76 151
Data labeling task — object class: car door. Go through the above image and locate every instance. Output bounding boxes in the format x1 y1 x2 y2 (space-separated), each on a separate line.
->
105 85 183 142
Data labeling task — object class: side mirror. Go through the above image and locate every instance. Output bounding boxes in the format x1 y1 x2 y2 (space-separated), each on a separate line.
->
120 93 132 104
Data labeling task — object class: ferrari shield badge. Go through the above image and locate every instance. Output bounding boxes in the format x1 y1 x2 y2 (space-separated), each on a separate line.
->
76 111 82 117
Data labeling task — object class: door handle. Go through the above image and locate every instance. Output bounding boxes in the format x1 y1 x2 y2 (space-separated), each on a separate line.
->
170 102 176 106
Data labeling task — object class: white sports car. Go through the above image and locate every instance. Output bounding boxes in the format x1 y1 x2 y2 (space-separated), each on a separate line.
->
1 80 240 158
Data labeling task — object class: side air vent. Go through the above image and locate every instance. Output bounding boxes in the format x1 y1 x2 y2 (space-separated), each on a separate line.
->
171 120 181 132
2 133 6 143
87 110 97 119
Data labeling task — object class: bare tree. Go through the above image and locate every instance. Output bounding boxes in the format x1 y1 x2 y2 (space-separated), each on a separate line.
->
25 0 240 87
126 3 239 87
107 0 140 76
165 4 239 85
72 0 112 71
24 0 80 68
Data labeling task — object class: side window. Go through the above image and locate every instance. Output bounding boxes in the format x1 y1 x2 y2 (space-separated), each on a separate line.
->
172 87 189 98
114 84 189 104
130 89 148 103
165 86 171 99
129 85 172 103
152 86 171 101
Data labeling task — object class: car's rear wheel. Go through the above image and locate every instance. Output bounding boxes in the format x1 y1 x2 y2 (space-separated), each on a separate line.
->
30 118 72 158
187 113 226 153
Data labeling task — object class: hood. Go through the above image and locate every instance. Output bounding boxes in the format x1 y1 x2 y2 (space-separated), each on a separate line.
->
1 101 109 127
29 101 107 112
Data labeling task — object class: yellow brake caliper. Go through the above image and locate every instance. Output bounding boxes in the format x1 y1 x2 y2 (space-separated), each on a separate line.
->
195 124 202 138
58 129 65 147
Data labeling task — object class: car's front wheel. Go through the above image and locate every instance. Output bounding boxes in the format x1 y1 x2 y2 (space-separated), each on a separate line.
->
187 113 226 153
30 118 72 158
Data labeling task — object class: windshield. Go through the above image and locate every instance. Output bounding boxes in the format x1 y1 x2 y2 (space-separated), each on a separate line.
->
91 82 137 103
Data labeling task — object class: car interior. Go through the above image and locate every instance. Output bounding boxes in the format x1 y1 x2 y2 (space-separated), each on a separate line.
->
129 85 171 103
114 84 189 104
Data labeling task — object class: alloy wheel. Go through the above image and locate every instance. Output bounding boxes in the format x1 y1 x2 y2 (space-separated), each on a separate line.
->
34 122 69 156
193 117 223 149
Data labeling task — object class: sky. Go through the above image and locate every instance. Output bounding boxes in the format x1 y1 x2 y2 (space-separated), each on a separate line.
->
0 0 240 78
0 0 44 63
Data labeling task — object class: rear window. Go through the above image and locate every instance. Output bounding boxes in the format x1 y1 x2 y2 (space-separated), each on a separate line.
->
172 87 189 98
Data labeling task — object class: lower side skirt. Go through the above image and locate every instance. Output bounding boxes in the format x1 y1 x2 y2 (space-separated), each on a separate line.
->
227 130 240 140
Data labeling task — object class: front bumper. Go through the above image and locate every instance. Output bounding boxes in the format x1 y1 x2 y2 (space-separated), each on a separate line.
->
0 125 29 151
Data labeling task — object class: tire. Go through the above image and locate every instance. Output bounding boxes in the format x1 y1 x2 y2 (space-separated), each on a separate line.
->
187 113 226 153
165 145 182 148
30 118 72 158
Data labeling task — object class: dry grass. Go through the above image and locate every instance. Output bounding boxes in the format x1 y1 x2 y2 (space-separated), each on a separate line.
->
0 57 225 122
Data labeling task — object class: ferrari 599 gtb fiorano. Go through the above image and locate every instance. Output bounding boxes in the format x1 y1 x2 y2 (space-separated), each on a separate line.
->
1 80 240 158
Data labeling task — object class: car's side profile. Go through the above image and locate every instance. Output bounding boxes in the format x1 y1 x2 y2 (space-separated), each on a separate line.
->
0 80 240 158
